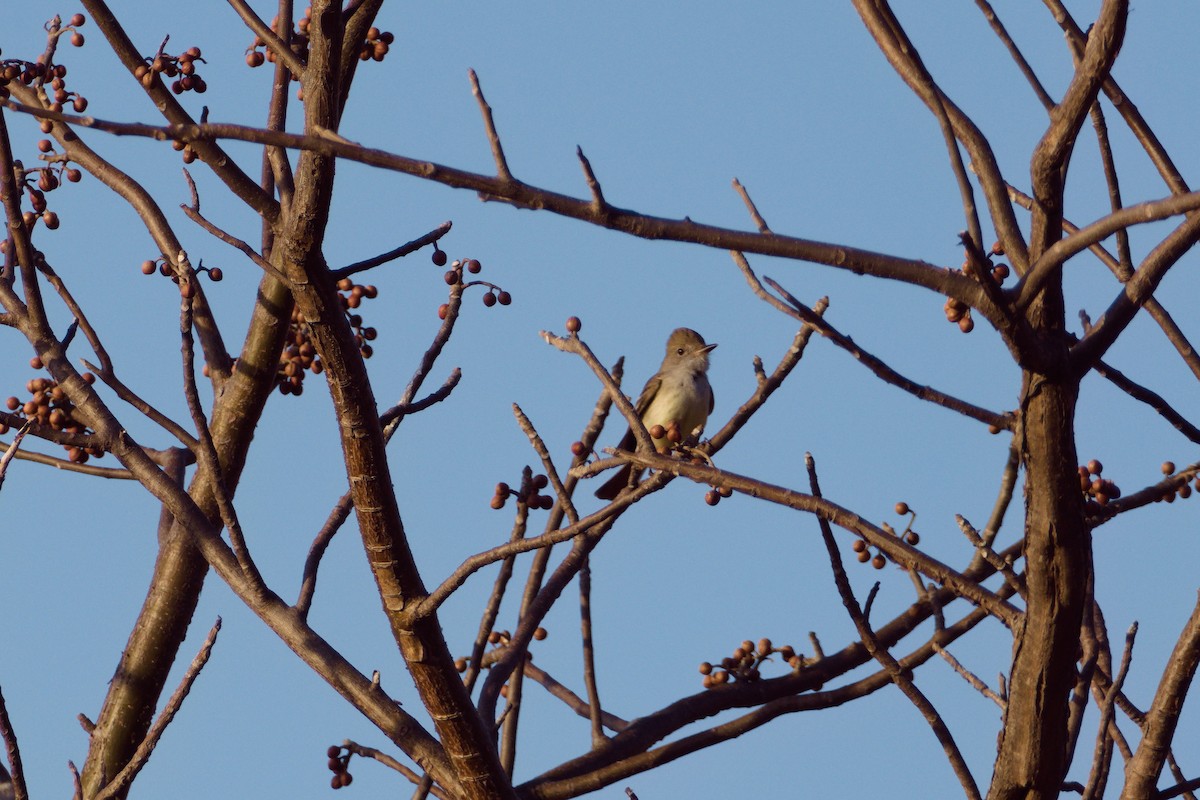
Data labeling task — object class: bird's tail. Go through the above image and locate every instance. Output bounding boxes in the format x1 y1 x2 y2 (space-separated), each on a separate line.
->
594 463 640 500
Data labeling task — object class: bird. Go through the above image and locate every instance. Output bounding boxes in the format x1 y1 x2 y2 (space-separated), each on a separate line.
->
595 327 716 500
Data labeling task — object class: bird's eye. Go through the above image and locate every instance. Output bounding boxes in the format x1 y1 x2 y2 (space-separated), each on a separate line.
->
677 348 685 356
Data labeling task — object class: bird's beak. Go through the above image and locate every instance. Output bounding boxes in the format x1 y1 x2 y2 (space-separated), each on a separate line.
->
702 343 718 353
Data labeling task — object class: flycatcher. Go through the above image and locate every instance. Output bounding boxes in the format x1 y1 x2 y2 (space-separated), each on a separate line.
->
595 327 716 500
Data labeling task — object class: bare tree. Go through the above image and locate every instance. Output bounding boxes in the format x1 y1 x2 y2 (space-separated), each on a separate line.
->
2 2 1200 799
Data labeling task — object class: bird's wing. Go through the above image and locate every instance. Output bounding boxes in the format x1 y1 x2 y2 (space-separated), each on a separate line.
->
633 374 661 417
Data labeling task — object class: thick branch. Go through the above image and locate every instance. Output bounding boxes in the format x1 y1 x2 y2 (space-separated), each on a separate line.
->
1121 594 1200 799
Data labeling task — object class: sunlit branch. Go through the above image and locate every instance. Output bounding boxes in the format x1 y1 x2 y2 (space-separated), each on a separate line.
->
1 100 976 299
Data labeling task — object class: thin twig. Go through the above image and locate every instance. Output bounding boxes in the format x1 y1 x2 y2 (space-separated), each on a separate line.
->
1093 359 1200 444
934 643 1005 709
379 369 463 426
520 660 628 732
93 619 222 800
1082 622 1137 800
181 298 264 587
0 422 32 492
747 266 1010 430
495 363 627 746
955 515 1025 598
0 687 28 800
579 557 606 746
513 404 578 525
540 329 654 455
462 469 531 696
576 147 606 211
808 453 981 800
296 490 354 617
81 355 201 451
341 740 450 799
732 178 771 234
183 169 290 283
973 0 1054 110
1090 100 1133 273
468 69 513 182
332 221 453 281
0 437 134 478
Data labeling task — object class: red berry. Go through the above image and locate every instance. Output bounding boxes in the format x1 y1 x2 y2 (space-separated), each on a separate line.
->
431 249 447 266
566 316 581 333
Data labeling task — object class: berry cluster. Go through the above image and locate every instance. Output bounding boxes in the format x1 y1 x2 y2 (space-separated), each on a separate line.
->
455 628 547 698
943 241 1010 334
703 484 732 506
435 255 511 318
491 475 554 511
1154 461 1197 504
134 46 207 95
698 638 802 689
245 8 394 78
3 363 102 463
357 26 394 62
852 501 920 570
245 10 310 70
139 257 223 299
0 14 87 103
273 278 378 396
1 148 82 237
325 745 353 790
1079 459 1120 507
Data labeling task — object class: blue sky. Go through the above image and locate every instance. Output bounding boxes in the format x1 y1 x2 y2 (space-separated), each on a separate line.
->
3 2 1200 798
